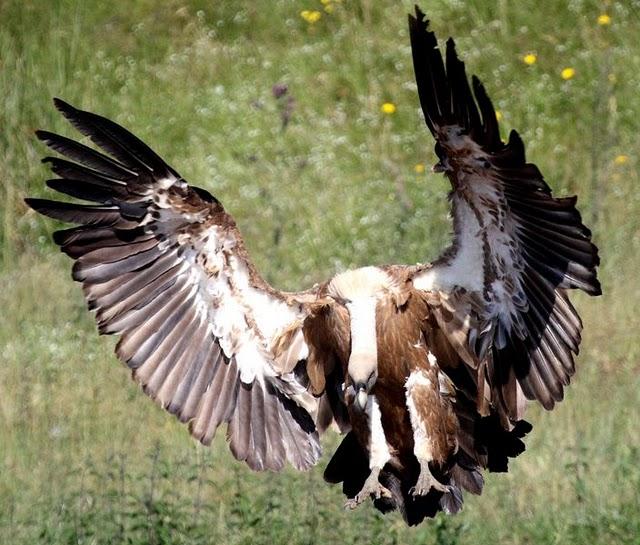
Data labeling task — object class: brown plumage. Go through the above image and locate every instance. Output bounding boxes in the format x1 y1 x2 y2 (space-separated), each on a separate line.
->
25 6 599 526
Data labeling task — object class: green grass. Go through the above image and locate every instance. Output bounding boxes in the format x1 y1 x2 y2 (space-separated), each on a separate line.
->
1 0 639 543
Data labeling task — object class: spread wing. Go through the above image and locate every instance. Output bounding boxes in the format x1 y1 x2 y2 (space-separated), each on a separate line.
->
407 8 601 420
26 98 325 471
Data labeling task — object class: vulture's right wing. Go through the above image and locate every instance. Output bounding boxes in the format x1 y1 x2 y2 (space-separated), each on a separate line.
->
26 99 327 471
407 8 601 421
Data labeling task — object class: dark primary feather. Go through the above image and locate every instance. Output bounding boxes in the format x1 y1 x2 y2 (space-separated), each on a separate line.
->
37 130 137 179
408 7 501 151
24 198 121 226
52 98 180 179
46 178 117 204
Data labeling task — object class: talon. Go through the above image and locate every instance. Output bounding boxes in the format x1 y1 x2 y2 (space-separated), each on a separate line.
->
344 468 391 509
412 464 450 496
378 486 392 499
344 498 359 510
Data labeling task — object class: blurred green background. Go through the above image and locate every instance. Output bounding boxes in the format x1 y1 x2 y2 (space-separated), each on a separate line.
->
1 1 639 543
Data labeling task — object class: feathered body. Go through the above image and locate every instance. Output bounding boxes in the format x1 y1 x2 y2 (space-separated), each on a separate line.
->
25 6 600 525
313 267 531 523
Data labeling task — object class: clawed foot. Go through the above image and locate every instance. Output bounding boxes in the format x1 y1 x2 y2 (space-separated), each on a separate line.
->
410 464 451 497
344 469 392 510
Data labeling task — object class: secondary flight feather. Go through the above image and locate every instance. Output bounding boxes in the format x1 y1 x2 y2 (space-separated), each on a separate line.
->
26 6 600 526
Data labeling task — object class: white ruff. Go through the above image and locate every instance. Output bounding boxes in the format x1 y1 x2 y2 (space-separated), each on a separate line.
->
327 266 397 300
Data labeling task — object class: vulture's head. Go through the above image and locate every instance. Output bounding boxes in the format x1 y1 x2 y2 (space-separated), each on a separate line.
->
326 266 408 412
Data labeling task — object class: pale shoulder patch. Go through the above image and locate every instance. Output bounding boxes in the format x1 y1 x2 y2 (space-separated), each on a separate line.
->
412 196 484 293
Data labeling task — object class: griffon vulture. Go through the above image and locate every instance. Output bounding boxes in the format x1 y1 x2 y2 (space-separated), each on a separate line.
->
25 6 600 525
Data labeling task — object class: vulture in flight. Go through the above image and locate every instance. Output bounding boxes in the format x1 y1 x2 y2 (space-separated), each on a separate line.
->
26 6 600 526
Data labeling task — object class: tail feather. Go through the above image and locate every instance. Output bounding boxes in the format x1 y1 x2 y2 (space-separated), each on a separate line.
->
378 465 446 525
323 432 370 497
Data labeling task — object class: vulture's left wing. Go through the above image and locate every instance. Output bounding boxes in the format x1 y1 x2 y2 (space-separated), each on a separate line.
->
407 8 601 420
26 99 325 471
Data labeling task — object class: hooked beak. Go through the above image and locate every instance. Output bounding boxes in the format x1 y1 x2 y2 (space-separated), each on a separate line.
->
349 367 377 412
356 386 368 411
346 348 378 412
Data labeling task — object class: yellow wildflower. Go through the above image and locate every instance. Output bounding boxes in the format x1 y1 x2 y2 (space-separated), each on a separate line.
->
561 67 576 80
597 14 611 26
614 154 629 165
523 53 537 66
495 110 503 122
300 10 321 23
381 102 396 115
323 3 334 13
414 163 425 174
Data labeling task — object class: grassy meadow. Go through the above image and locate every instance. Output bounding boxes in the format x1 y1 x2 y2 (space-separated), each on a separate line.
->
2 0 640 543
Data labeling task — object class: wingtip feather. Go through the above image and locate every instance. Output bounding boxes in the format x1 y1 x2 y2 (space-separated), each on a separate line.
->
24 197 47 213
53 97 74 114
408 5 430 34
35 129 51 142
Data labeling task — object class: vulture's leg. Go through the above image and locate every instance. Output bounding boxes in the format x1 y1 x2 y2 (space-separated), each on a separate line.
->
344 395 392 509
405 367 452 496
